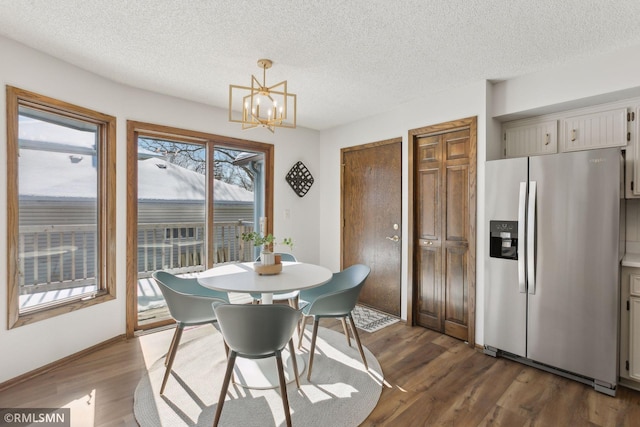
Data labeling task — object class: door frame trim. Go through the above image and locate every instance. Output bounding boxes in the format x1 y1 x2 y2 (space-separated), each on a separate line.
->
408 117 477 348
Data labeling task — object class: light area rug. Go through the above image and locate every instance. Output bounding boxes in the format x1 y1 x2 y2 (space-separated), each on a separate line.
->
134 326 383 426
352 305 400 333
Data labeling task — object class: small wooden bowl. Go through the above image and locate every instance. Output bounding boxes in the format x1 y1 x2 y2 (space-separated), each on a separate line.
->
253 262 283 275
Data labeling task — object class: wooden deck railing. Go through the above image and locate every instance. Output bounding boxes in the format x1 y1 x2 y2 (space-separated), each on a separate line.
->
18 220 255 295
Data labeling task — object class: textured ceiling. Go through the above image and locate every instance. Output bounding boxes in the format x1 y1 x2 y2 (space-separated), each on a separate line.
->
2 1 640 130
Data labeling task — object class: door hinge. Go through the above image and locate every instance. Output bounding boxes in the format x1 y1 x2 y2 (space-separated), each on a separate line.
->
628 132 631 142
628 112 636 122
627 360 630 371
632 181 635 192
504 133 506 141
628 299 631 311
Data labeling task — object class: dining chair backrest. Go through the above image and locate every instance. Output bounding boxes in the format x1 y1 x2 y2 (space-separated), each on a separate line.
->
152 271 229 324
153 270 230 299
213 303 302 358
301 264 371 318
255 252 298 263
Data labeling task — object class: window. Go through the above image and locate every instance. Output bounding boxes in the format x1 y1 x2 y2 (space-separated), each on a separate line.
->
6 86 116 328
126 121 273 334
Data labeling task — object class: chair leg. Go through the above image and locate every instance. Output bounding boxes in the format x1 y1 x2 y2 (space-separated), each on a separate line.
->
340 317 351 347
164 324 179 366
160 324 184 395
213 351 237 427
289 297 301 336
348 313 368 370
222 340 236 383
288 339 300 388
298 315 309 349
276 351 293 427
307 318 320 381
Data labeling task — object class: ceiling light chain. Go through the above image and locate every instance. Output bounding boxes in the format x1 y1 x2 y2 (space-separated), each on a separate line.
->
229 58 297 133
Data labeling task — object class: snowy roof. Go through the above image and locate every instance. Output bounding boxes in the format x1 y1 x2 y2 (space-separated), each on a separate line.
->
19 150 254 203
138 158 253 203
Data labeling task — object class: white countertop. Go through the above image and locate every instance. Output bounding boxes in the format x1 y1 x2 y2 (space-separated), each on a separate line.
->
622 253 640 268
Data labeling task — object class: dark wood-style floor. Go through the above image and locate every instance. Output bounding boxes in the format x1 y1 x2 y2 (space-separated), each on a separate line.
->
1 320 640 426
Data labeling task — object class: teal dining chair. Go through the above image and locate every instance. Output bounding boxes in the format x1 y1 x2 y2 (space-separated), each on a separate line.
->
151 271 229 394
297 264 371 380
212 303 302 427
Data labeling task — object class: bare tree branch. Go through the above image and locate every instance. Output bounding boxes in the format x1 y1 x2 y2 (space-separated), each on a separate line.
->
138 138 255 191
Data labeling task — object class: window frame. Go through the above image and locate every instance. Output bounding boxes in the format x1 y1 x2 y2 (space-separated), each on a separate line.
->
126 121 274 336
6 86 117 328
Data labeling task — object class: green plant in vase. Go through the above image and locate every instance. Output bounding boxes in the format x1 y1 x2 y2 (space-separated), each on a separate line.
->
241 231 293 264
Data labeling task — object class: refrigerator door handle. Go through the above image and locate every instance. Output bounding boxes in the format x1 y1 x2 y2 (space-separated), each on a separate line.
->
518 182 527 293
527 181 537 295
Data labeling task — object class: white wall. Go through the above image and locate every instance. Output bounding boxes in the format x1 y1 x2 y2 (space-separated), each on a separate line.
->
626 200 640 253
492 44 640 120
0 36 320 383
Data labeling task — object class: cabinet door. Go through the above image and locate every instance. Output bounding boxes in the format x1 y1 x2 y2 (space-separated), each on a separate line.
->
504 120 557 158
561 108 627 152
632 106 640 196
631 296 640 380
632 273 640 296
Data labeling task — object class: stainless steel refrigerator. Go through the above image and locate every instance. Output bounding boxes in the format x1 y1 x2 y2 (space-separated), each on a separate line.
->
484 147 622 396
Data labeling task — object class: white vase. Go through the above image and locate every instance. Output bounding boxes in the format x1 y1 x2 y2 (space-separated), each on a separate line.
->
261 251 275 266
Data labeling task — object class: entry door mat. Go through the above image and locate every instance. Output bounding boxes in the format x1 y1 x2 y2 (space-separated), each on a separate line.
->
352 305 399 332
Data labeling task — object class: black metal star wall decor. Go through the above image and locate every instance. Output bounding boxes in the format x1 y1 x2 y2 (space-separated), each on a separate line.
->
285 161 314 197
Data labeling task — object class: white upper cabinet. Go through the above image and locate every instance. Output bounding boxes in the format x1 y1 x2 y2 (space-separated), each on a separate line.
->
561 108 628 152
499 100 640 199
631 106 640 197
504 120 557 158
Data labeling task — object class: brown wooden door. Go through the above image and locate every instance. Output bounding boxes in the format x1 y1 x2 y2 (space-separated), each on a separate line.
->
342 138 402 316
413 123 475 342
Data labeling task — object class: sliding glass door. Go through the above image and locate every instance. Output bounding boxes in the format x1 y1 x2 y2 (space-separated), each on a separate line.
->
126 121 274 334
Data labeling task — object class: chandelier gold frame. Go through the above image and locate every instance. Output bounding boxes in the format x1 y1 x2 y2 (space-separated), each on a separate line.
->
228 59 297 132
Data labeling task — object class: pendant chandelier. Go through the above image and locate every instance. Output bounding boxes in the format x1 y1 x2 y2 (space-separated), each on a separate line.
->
228 59 297 133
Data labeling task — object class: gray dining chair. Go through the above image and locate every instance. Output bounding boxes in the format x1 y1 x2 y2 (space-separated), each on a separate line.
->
297 264 371 380
250 252 300 308
152 271 230 395
212 303 302 427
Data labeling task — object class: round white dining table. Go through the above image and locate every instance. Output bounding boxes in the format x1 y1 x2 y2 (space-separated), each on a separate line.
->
197 261 332 304
197 261 333 389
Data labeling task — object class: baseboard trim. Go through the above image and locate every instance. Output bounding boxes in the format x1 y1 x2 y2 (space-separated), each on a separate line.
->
0 334 126 392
